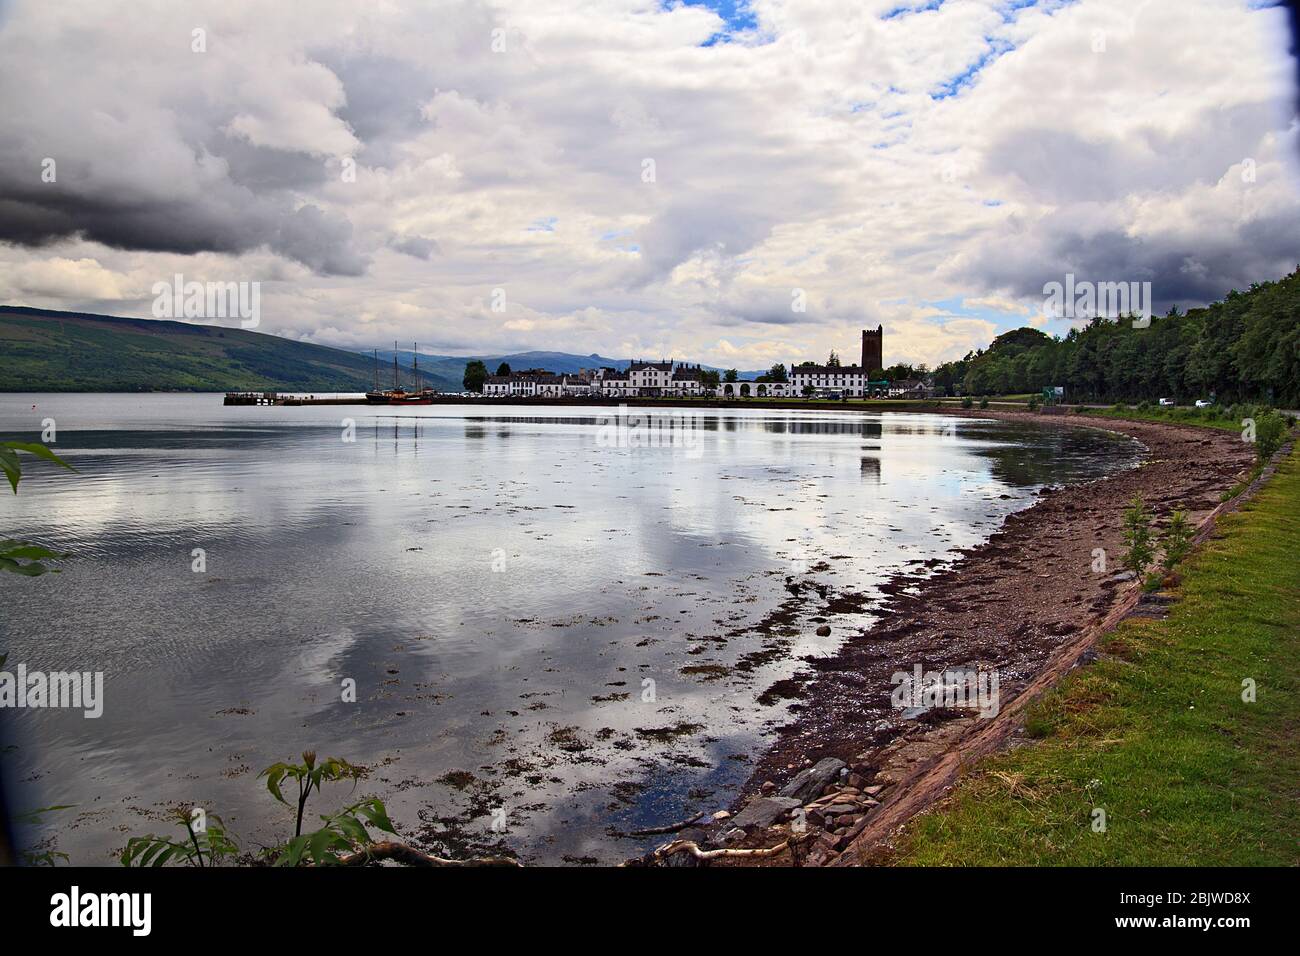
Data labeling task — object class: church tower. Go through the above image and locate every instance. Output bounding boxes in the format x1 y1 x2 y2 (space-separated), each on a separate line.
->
861 326 883 374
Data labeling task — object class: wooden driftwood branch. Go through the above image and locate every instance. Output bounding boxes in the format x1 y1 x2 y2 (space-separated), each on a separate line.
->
650 838 790 862
334 841 521 867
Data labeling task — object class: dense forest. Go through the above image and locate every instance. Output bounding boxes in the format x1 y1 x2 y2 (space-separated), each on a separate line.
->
932 268 1300 406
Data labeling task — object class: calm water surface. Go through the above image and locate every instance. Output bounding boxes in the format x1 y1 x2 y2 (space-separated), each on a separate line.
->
0 394 1141 864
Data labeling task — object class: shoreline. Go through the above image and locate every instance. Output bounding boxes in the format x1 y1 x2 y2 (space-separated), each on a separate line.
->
3 388 1019 415
634 410 1257 866
888 436 1298 866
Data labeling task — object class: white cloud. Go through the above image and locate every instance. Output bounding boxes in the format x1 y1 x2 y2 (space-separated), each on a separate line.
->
0 0 1295 370
963 295 1034 316
5 257 130 300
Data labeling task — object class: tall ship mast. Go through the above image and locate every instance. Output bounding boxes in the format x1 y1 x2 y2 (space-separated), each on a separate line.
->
366 341 436 405
413 342 436 397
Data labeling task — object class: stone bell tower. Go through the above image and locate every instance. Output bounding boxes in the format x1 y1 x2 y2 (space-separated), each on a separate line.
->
861 326 883 373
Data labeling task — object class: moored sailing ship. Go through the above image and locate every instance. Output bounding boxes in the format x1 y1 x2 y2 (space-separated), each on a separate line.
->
366 342 437 404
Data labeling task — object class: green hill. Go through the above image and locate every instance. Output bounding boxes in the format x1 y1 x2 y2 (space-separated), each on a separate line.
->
0 307 456 393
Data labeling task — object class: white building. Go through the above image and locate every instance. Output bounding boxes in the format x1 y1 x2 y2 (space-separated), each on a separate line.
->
562 375 594 397
720 380 792 398
593 362 706 398
886 378 930 398
789 364 872 397
484 361 710 399
532 373 564 397
485 371 595 397
628 360 674 394
669 364 705 397
594 367 633 398
483 373 532 397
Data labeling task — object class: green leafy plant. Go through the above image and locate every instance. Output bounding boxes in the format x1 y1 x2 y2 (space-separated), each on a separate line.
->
22 848 71 867
1121 496 1155 579
121 808 238 868
120 753 398 867
275 798 397 867
14 805 75 866
961 396 973 409
260 751 361 838
1 441 74 576
978 397 989 409
0 441 73 494
1253 410 1289 465
0 538 68 577
1160 510 1193 573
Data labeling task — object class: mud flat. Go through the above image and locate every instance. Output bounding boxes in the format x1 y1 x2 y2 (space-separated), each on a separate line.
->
634 411 1256 866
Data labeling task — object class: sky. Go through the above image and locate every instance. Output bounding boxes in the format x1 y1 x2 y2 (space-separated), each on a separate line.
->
1 0 1298 370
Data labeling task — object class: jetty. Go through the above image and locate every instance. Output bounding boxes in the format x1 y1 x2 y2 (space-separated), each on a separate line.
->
223 392 361 406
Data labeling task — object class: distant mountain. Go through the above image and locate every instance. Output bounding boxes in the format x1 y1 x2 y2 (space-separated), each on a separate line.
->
0 307 436 393
374 348 764 380
0 305 764 392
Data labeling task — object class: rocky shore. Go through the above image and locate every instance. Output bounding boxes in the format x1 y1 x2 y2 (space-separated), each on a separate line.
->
631 411 1256 867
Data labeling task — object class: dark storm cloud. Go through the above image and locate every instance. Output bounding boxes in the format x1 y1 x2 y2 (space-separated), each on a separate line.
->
1285 0 1300 122
958 202 1300 312
0 179 369 277
0 3 371 277
963 82 1300 313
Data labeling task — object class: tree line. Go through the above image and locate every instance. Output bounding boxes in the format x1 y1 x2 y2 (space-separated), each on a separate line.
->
932 268 1300 406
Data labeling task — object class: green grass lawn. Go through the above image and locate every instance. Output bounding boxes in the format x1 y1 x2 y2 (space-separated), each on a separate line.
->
1076 404 1250 433
891 446 1300 866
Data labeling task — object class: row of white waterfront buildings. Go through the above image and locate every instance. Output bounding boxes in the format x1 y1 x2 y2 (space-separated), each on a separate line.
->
483 361 707 398
482 360 929 399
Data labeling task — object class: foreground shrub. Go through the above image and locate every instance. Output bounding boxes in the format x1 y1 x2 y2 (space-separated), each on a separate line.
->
1122 496 1155 579
1252 410 1289 464
1161 510 1193 573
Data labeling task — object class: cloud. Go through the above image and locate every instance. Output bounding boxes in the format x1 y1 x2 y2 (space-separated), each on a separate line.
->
0 2 369 275
6 256 129 300
0 0 1296 370
388 234 441 260
962 294 1034 315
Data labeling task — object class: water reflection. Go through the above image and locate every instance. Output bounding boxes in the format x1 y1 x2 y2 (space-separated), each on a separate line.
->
0 395 1140 865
